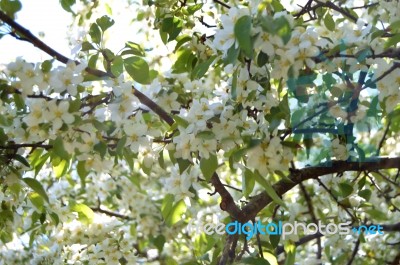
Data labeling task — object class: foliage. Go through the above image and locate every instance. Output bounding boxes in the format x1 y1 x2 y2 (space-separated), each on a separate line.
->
0 0 400 264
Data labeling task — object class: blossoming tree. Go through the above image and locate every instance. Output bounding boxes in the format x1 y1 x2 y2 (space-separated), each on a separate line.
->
0 0 399 264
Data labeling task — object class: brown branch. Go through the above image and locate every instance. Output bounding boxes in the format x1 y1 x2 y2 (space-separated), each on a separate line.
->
198 176 242 192
0 10 174 126
91 206 131 220
276 221 400 256
376 119 391 156
365 62 400 88
294 0 314 18
198 16 216 28
253 218 264 258
299 183 322 263
240 157 400 223
351 2 378 9
235 238 249 261
213 0 230 9
210 173 244 221
346 237 360 265
218 234 238 265
0 143 52 150
277 232 323 255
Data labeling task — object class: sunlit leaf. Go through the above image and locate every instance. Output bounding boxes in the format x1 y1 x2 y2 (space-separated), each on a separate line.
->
23 178 49 203
234 15 253 58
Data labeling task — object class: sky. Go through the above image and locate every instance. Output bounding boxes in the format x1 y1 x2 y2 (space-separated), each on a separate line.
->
0 0 72 63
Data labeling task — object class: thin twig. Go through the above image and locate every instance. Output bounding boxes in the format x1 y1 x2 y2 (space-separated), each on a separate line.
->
299 183 322 263
91 206 131 220
351 3 378 9
376 119 391 156
213 0 230 9
252 218 264 258
346 237 360 265
317 178 356 220
0 143 52 150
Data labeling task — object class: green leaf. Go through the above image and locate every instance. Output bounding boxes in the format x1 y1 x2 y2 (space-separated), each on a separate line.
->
275 16 291 44
81 41 95 51
271 0 284 12
191 56 216 80
88 53 99 69
261 16 291 44
187 3 203 14
253 171 287 209
116 135 127 156
389 20 400 33
89 23 102 44
49 212 60 226
96 15 114 32
23 178 49 203
172 48 196 73
384 33 400 49
231 69 238 100
124 56 150 84
60 0 75 14
14 154 30 167
165 200 187 226
243 168 255 198
77 161 88 187
223 44 240 65
338 182 353 198
257 51 269 67
70 203 94 224
161 16 183 43
161 194 174 220
270 229 281 249
53 159 69 178
241 257 271 265
28 192 44 212
94 141 107 158
196 131 215 140
122 41 145 57
234 15 253 58
41 60 53 72
358 189 371 201
111 55 124 77
177 158 191 174
34 152 50 176
174 35 192 52
365 209 387 221
284 242 296 265
153 235 166 253
0 0 22 18
354 145 366 162
200 154 218 181
324 13 335 31
173 115 189 128
14 94 25 110
52 136 70 160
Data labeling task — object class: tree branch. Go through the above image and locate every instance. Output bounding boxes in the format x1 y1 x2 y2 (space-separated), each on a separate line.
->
276 221 400 256
299 183 322 263
0 143 52 150
91 206 131 220
240 157 400 223
346 237 360 265
210 173 244 221
213 0 231 9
